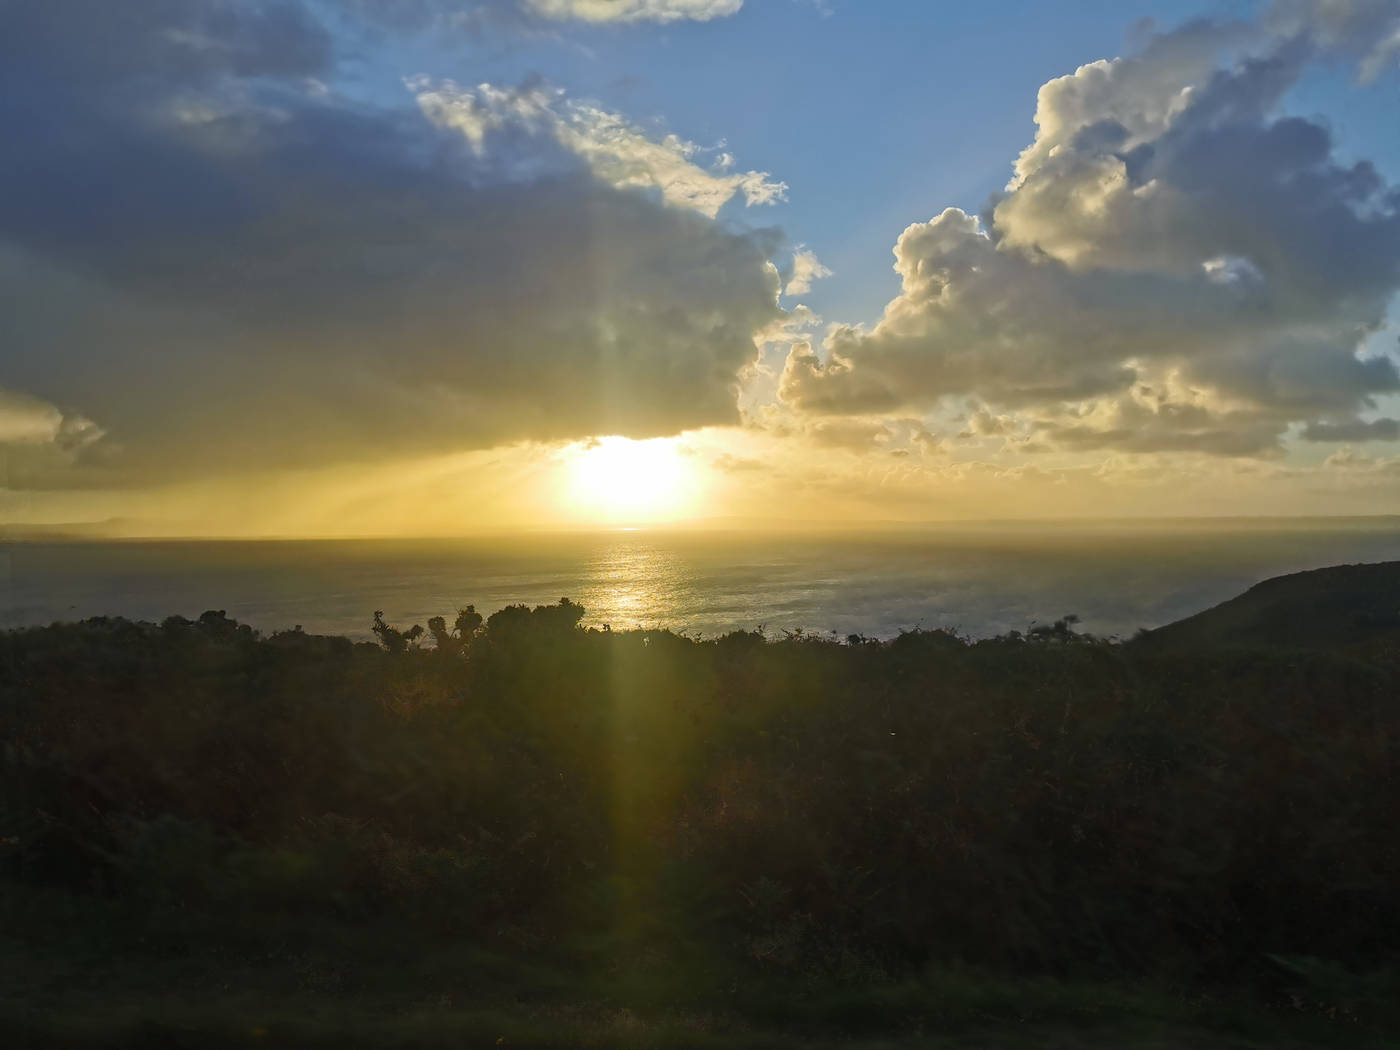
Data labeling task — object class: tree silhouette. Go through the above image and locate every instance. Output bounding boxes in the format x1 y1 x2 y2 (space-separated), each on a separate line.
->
371 610 423 654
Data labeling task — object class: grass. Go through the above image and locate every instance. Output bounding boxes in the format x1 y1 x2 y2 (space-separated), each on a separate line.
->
7 975 1393 1048
4 901 1396 1049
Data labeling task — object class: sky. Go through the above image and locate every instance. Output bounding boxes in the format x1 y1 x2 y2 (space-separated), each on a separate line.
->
1 0 1399 535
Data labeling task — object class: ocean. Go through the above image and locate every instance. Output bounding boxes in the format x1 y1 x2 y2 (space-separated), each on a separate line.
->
2 520 1398 641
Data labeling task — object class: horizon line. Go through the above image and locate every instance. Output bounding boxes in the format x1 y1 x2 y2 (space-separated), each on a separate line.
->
2 512 1399 544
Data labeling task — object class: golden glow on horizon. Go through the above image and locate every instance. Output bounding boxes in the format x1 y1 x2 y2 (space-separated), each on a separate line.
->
566 436 696 522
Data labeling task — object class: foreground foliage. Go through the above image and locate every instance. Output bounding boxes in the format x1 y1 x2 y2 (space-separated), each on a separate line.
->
2 596 1398 1044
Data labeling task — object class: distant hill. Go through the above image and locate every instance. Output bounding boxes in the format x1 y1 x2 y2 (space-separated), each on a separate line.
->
1138 561 1400 650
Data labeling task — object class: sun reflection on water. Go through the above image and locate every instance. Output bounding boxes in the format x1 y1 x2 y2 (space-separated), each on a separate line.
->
575 539 684 631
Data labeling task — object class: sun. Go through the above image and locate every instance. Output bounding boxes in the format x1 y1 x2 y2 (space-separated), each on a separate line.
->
566 436 696 522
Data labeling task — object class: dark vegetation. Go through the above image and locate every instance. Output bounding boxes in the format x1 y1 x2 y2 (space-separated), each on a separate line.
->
3 563 1400 1047
1138 561 1400 651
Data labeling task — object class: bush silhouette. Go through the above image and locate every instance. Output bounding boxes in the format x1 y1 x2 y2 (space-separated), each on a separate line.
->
3 592 1400 1031
371 610 424 654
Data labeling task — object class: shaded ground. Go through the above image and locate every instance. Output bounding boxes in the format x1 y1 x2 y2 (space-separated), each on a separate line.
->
4 884 1394 1049
6 951 1390 1049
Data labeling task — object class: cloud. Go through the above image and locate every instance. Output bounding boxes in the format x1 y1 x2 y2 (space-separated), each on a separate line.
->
783 247 832 296
0 388 100 449
524 0 743 23
1030 394 1291 457
961 408 1017 439
712 452 767 473
414 78 786 218
779 15 1400 457
1266 0 1400 81
1322 444 1400 476
0 0 335 88
0 386 104 490
1301 417 1400 442
336 0 743 33
0 0 786 489
806 418 893 451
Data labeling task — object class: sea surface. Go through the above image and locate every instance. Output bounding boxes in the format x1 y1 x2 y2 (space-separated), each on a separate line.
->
2 520 1398 641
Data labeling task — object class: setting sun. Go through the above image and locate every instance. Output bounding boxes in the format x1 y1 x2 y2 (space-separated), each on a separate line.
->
566 436 696 522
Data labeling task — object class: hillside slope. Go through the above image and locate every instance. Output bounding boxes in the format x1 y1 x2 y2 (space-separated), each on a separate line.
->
1139 560 1400 650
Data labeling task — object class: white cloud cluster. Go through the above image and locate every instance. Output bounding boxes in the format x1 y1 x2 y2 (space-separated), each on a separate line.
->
339 0 744 31
781 15 1400 456
415 78 786 217
525 0 743 23
783 246 832 296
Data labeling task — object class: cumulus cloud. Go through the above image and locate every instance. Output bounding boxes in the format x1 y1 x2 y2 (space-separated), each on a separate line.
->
0 0 786 488
0 388 100 450
805 418 894 451
415 78 786 217
0 386 104 490
338 0 743 31
329 0 744 38
959 409 1018 440
1266 0 1400 81
1322 444 1400 476
783 247 832 296
524 0 743 22
1301 417 1400 442
780 14 1400 457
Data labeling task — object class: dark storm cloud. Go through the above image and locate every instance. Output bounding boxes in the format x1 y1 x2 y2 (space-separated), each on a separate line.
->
0 0 333 86
0 0 783 486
